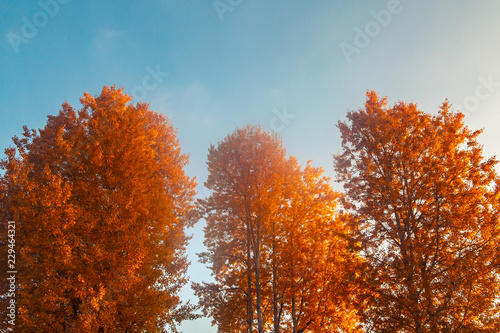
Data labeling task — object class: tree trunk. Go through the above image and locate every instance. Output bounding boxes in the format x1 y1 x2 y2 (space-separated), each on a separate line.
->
247 227 253 333
292 296 298 333
254 223 264 333
272 221 280 333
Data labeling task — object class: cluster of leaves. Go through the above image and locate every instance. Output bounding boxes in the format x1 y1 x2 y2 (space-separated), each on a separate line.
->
194 125 363 333
0 86 197 332
334 91 500 332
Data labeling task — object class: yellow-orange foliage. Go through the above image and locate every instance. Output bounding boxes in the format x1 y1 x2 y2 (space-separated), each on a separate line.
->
0 86 197 332
334 91 500 332
278 158 362 333
195 125 362 333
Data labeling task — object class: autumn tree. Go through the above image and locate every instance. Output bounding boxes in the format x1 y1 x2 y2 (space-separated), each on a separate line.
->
194 125 287 333
274 147 364 333
276 159 362 333
334 91 500 332
194 125 362 333
0 86 198 332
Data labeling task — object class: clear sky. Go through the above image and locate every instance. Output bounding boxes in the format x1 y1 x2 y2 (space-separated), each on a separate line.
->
2 1 500 331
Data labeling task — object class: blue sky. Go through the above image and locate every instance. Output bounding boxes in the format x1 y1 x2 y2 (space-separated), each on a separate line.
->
2 1 500 331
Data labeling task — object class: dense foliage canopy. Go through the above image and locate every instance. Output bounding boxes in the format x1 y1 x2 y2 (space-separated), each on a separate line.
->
334 91 500 332
0 86 197 332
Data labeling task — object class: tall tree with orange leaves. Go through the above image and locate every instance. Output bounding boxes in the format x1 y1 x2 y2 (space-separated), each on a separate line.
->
0 86 198 332
334 91 500 332
195 125 287 333
277 158 362 333
194 125 362 333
